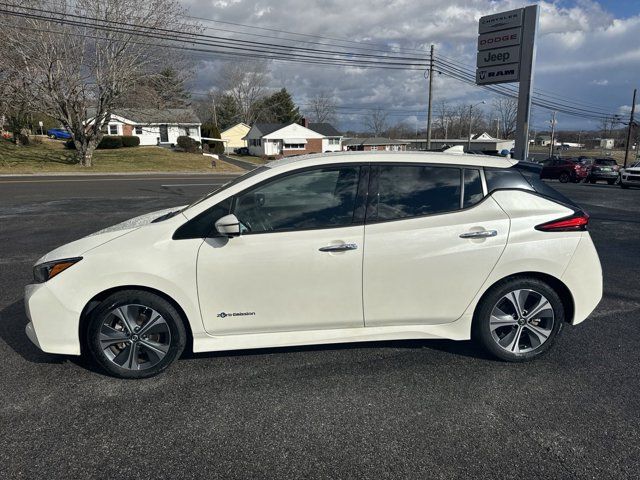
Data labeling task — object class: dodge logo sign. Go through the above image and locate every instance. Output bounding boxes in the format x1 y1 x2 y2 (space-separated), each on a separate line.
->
477 27 522 51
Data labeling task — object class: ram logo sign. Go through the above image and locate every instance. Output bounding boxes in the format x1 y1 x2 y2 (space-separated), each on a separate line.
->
476 64 520 85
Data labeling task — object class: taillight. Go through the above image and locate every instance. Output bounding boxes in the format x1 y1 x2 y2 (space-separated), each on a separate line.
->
535 211 589 232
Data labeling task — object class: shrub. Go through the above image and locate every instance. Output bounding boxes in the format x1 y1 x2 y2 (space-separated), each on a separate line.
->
177 135 201 153
97 136 123 149
121 136 140 148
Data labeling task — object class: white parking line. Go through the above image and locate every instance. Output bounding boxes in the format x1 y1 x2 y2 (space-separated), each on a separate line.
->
161 183 220 187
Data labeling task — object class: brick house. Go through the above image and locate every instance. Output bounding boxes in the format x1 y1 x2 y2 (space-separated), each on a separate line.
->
87 108 201 146
244 119 342 157
342 137 408 151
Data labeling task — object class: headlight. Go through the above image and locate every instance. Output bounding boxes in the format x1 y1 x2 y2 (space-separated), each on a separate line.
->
33 257 82 283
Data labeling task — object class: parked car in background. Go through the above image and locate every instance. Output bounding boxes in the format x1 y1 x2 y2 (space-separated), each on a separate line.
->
234 147 249 155
540 157 590 183
47 128 72 140
584 158 619 185
620 161 640 189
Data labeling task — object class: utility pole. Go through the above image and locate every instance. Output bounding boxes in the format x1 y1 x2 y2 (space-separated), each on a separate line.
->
495 118 500 139
426 44 434 150
467 101 485 152
548 111 557 158
624 88 637 168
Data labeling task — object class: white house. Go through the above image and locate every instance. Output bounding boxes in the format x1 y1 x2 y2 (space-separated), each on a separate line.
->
88 108 201 146
244 120 342 157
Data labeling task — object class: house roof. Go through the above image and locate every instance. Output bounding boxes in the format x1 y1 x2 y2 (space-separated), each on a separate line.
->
345 137 409 146
252 122 341 137
309 123 341 136
220 123 250 135
88 108 201 124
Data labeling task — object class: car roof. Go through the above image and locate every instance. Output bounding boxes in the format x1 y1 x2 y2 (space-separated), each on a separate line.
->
266 151 518 170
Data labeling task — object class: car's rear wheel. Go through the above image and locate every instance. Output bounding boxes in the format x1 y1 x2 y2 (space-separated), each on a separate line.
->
473 278 564 362
620 180 629 189
559 172 570 183
86 290 186 379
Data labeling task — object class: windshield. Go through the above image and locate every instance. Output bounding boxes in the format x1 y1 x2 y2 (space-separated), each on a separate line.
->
183 166 270 211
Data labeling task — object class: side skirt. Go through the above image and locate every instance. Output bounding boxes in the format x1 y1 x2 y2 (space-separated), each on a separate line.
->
192 314 473 353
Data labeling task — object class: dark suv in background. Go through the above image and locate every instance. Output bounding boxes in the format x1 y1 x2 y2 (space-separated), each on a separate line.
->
584 158 620 184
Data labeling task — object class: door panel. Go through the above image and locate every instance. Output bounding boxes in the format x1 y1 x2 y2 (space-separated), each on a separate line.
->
197 227 364 335
363 197 509 326
197 165 367 335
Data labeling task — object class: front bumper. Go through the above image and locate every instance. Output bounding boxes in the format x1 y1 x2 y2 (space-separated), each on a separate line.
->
589 171 618 180
621 173 640 183
24 282 82 355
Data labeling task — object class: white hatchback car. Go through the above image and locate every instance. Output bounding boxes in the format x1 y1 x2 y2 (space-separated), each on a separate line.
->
25 152 602 378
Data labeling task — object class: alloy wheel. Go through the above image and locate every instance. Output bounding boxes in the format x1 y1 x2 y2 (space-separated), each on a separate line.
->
100 304 171 371
489 289 555 354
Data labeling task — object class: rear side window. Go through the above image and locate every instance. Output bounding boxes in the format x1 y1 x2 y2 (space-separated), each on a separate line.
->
463 169 483 208
485 165 578 208
373 165 461 220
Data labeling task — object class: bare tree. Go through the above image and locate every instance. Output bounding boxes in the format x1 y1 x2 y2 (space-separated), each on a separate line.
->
364 108 389 137
492 97 518 139
0 0 199 166
216 61 269 125
308 92 336 123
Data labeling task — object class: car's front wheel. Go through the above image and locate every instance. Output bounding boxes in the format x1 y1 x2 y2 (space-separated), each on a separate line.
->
86 290 186 379
472 278 564 362
558 172 570 183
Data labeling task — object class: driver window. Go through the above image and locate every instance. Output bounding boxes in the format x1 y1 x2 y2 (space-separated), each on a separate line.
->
234 167 360 233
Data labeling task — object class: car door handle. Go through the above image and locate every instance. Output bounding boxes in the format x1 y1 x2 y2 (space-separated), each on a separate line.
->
459 230 498 239
319 243 358 252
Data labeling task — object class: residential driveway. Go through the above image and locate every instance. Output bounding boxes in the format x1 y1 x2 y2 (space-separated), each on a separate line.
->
0 175 638 479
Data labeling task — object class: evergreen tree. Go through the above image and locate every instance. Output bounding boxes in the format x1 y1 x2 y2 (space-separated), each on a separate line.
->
255 88 301 124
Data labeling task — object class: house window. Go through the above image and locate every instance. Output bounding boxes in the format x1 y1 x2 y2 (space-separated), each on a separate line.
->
250 139 262 147
135 126 143 135
328 138 340 145
371 146 378 151
283 143 305 150
109 124 118 135
185 127 190 137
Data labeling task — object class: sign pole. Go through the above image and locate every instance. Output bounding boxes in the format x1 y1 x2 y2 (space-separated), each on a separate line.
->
513 5 539 161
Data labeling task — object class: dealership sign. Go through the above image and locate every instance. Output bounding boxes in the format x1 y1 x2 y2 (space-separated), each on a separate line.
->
477 28 522 51
478 8 523 34
475 5 539 162
476 63 520 85
476 45 521 68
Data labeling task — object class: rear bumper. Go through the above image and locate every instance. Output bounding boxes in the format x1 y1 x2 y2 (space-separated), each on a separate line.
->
561 233 603 325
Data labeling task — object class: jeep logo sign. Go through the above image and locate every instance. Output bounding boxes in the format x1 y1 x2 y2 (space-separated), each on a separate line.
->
476 64 520 85
476 45 521 68
477 27 522 51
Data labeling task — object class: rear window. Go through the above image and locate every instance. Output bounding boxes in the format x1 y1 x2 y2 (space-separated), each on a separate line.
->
595 159 617 166
485 165 578 209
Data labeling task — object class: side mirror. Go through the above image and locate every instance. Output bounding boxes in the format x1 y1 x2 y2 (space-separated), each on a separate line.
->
214 214 241 237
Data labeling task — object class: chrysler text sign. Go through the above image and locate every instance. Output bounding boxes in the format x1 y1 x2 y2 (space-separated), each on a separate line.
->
477 28 522 51
476 45 520 68
478 8 523 34
476 64 520 85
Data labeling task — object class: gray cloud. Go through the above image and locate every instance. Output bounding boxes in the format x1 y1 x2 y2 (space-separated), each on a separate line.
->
182 0 640 131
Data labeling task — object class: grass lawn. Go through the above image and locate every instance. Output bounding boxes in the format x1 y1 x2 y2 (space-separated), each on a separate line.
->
226 153 270 165
0 139 244 174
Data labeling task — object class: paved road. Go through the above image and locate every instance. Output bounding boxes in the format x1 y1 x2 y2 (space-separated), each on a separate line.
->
1 174 639 479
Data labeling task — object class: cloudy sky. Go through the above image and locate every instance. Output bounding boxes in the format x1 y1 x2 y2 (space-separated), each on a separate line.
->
182 0 640 133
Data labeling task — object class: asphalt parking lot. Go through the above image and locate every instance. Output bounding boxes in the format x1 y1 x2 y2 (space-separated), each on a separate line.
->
1 174 639 479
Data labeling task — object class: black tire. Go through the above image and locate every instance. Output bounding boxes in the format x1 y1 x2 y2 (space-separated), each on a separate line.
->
607 179 616 185
558 172 570 183
620 181 629 189
86 290 186 379
589 179 597 184
472 277 565 362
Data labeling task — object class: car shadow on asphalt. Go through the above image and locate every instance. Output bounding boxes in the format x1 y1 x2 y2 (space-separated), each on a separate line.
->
182 337 494 363
1 298 494 372
0 300 66 364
